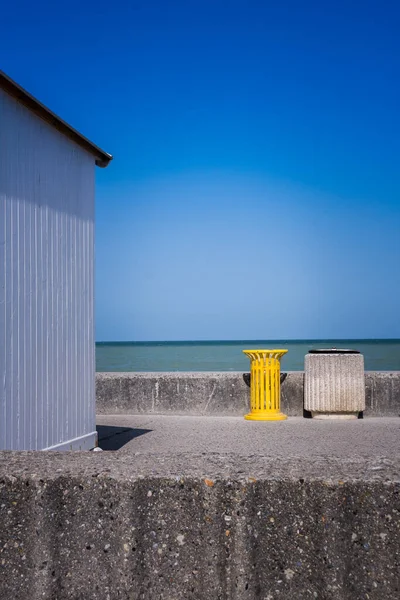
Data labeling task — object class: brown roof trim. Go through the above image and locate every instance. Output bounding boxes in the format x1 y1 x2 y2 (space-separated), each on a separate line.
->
0 70 112 168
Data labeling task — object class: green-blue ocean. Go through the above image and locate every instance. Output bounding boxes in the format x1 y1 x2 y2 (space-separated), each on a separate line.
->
96 340 400 372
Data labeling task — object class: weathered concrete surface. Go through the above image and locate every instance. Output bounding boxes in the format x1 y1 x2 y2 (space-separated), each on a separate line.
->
1 444 400 600
96 415 400 457
95 372 304 416
365 372 400 416
96 371 400 417
305 353 366 415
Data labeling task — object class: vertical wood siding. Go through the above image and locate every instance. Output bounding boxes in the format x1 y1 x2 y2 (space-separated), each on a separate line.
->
0 89 96 450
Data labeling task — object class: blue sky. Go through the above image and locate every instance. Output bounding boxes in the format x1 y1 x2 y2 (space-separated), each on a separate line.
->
2 0 400 340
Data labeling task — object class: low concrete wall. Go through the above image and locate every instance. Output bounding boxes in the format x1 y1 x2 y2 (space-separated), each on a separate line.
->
0 452 399 600
96 371 400 417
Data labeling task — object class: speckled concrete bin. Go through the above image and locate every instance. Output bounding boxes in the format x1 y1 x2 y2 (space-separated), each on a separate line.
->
304 349 366 419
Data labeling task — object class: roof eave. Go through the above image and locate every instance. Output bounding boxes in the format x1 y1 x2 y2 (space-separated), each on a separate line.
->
0 70 113 168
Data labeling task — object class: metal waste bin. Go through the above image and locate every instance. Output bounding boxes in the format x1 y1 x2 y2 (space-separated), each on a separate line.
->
304 348 365 419
243 349 288 421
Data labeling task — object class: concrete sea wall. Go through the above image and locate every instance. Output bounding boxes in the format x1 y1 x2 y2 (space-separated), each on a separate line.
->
0 452 399 600
96 371 400 416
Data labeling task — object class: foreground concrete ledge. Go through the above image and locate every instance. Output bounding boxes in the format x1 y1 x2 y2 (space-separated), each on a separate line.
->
0 450 400 483
2 416 400 599
1 450 400 600
96 371 400 416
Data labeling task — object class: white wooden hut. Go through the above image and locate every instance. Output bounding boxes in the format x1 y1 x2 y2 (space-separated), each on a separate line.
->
0 71 112 450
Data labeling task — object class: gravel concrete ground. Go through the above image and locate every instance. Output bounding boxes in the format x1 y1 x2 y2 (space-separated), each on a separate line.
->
96 414 400 458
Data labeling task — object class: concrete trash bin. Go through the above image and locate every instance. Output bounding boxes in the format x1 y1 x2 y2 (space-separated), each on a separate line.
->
304 349 366 419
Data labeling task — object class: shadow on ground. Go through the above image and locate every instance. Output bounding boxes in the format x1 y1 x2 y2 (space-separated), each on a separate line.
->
97 425 152 451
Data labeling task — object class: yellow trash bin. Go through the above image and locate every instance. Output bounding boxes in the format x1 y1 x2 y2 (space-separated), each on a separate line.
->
243 349 288 421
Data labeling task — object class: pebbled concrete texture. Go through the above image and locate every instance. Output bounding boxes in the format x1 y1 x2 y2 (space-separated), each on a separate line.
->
96 371 400 417
1 416 400 599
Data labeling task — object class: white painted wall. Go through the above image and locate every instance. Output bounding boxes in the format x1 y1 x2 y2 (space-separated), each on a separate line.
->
0 89 96 450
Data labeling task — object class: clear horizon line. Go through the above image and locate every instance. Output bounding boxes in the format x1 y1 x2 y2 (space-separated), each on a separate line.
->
96 337 400 344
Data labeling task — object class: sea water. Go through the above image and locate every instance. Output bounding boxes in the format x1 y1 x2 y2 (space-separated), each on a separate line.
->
96 339 400 372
